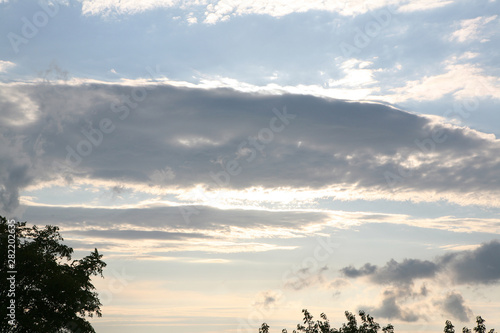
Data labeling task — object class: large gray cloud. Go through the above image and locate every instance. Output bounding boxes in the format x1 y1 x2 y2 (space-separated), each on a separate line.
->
1 82 500 213
443 240 500 285
341 240 500 286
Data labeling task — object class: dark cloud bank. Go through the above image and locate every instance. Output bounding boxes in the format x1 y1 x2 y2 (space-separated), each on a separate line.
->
1 82 500 214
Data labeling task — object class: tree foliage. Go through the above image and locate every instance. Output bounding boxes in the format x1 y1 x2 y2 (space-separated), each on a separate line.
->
462 316 496 333
444 320 455 333
260 310 496 333
260 309 394 333
0 216 106 332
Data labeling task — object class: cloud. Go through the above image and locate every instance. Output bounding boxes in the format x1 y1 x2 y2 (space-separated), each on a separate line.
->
253 290 283 309
0 60 15 72
342 259 438 286
450 15 498 43
341 241 500 321
69 229 211 240
2 81 500 214
0 86 40 126
0 133 34 214
341 263 377 278
370 259 439 285
77 0 456 21
444 240 500 285
341 240 500 286
438 291 473 322
366 290 420 322
284 265 329 290
17 203 500 260
397 0 453 12
17 204 321 255
326 59 379 89
20 204 333 233
202 0 357 24
79 0 179 16
23 193 500 234
387 61 500 103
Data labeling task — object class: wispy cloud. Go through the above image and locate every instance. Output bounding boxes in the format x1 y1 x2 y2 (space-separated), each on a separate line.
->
450 15 498 43
0 60 15 72
386 58 500 102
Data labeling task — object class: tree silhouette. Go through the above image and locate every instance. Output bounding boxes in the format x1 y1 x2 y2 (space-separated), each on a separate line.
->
261 309 394 333
0 216 106 332
260 310 497 333
444 320 455 333
461 316 496 333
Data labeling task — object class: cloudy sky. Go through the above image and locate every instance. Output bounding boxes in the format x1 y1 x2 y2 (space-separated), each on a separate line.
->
1 0 500 332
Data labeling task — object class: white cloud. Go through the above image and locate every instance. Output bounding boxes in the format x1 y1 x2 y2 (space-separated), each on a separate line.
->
79 0 180 16
450 15 498 43
202 0 457 23
187 12 198 24
327 59 379 88
398 0 453 12
386 59 500 103
439 244 481 251
77 0 456 21
0 60 15 72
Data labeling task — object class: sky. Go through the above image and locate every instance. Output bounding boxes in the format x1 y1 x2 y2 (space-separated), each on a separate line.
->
1 0 500 332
